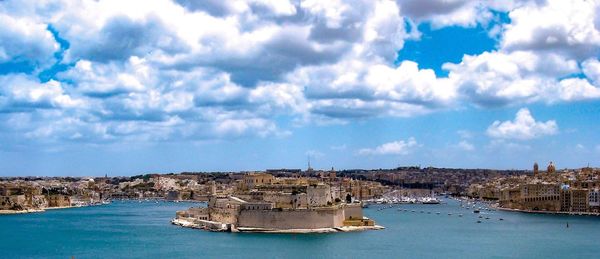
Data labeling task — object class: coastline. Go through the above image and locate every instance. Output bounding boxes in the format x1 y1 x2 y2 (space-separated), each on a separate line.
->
0 206 78 215
0 209 45 215
496 206 600 216
0 202 110 215
171 218 384 233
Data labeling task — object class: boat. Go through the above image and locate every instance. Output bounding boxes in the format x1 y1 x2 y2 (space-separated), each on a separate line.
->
420 197 441 204
473 209 480 213
420 191 441 204
477 220 482 223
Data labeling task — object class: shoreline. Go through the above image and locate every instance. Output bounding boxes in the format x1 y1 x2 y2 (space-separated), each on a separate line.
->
0 209 45 215
171 218 384 233
496 206 600 216
0 202 110 215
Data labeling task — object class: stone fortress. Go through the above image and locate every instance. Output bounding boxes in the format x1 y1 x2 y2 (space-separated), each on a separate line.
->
172 173 383 233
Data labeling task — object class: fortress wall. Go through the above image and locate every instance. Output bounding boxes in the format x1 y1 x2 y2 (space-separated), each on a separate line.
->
238 208 345 229
344 204 363 220
209 207 238 224
263 193 307 209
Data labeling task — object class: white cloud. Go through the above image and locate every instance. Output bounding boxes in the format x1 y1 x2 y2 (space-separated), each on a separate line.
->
556 78 600 101
293 59 453 119
456 140 475 151
443 0 600 107
359 137 418 155
214 118 283 138
400 0 492 29
0 0 599 149
583 58 600 86
0 13 59 67
487 108 558 140
501 0 600 59
0 74 84 111
444 50 600 106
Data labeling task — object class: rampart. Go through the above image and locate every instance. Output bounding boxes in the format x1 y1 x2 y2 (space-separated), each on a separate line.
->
238 207 345 229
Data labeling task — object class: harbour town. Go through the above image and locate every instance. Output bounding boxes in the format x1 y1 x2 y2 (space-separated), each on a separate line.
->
469 162 600 215
3 164 600 257
4 162 600 219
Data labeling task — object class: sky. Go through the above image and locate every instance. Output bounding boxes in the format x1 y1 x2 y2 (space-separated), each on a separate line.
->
1 0 600 176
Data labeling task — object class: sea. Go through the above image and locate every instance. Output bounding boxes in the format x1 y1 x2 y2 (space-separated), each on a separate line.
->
0 199 598 259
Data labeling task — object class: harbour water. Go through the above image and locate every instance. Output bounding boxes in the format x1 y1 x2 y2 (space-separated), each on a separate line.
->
1 199 598 258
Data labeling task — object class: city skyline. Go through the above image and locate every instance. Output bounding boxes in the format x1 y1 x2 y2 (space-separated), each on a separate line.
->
1 0 600 176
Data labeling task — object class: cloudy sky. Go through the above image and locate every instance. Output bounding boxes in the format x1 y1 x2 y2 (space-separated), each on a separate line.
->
1 0 600 176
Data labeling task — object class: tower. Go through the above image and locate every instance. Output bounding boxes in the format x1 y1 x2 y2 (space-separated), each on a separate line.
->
306 156 313 174
210 181 216 196
547 161 556 174
533 162 539 176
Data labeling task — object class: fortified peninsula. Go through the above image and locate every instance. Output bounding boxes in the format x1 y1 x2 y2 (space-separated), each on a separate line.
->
172 172 384 233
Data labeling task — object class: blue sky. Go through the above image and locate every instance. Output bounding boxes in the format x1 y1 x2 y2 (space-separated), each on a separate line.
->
1 0 600 176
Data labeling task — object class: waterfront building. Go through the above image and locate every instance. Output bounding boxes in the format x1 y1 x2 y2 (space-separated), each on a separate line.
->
571 189 589 212
520 183 560 211
473 164 600 214
588 189 600 212
241 173 275 190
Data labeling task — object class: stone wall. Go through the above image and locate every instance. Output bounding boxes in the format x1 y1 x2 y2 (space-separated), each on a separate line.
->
343 204 363 220
47 195 71 207
237 207 345 229
307 185 331 207
209 207 238 224
177 207 209 220
263 193 307 209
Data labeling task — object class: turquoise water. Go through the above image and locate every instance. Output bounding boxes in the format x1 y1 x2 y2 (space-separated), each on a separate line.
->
0 199 598 258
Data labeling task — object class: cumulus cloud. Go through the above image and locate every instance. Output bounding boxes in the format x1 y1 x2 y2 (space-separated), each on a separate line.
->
0 74 83 112
359 137 418 155
487 108 558 140
501 0 600 59
0 0 599 150
444 50 600 106
583 58 600 86
400 0 491 28
0 13 59 68
443 0 600 107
